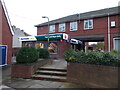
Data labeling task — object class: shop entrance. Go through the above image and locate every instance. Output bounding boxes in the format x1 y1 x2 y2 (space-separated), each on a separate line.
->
70 39 83 51
84 41 104 52
71 44 83 51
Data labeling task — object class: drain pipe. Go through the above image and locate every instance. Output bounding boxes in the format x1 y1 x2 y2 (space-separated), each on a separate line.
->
107 9 111 52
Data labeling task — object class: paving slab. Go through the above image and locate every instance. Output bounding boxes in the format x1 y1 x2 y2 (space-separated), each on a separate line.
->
28 84 50 88
41 59 67 69
0 85 15 90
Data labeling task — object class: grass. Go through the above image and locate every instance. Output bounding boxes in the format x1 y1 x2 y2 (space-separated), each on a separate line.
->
37 58 44 61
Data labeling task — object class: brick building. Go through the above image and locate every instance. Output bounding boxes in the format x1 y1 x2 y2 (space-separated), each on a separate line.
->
35 6 120 56
0 0 14 64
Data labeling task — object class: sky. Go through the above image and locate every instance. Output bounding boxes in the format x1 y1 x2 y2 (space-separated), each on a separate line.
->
3 0 120 36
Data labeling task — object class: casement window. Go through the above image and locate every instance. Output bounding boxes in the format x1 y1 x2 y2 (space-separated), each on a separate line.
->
59 23 66 32
49 25 55 33
84 19 93 30
70 21 78 31
113 37 120 51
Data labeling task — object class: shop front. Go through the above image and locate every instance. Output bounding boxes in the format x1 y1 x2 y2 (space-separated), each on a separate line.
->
20 33 70 59
35 33 70 59
70 39 83 51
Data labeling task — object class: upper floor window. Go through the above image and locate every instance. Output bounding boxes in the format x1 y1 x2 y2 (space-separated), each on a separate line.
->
84 19 93 30
70 21 78 31
59 23 66 32
49 25 55 33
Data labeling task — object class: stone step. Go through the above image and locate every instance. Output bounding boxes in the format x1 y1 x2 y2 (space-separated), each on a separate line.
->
32 75 67 82
38 67 67 72
32 67 67 82
35 71 67 76
36 70 67 74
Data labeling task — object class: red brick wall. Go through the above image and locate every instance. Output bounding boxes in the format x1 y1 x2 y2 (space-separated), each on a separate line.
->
37 15 120 51
2 6 13 64
37 15 119 35
11 59 52 78
37 26 48 35
67 63 119 88
59 41 70 57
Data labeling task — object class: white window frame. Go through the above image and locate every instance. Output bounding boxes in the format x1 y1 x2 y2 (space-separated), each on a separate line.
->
70 21 78 31
59 23 66 32
84 19 93 30
49 25 55 33
113 37 120 51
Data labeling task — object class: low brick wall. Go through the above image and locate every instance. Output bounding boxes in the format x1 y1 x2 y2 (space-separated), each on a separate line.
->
67 63 119 88
11 59 52 78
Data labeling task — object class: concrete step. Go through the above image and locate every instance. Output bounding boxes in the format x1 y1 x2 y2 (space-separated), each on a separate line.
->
38 67 67 72
32 75 67 82
35 70 67 76
32 67 67 82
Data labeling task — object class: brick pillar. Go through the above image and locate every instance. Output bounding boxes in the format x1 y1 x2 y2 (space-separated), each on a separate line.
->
104 35 108 51
110 34 114 51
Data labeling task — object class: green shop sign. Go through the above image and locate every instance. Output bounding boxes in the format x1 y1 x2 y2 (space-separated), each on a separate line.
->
35 33 68 41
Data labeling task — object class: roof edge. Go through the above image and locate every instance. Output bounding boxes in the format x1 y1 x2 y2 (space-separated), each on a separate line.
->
1 0 14 35
35 6 119 27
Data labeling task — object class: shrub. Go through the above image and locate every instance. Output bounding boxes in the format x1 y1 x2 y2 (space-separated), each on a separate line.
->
75 50 86 63
64 48 77 62
64 48 120 67
16 47 38 64
37 48 49 59
85 51 102 65
110 50 120 59
101 52 119 66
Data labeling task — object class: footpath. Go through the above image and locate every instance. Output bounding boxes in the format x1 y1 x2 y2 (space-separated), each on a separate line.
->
1 58 83 89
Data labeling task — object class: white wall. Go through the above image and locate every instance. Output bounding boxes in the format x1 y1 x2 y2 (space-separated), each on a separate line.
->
12 26 27 48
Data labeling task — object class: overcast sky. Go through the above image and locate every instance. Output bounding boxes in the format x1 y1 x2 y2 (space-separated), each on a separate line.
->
4 0 120 35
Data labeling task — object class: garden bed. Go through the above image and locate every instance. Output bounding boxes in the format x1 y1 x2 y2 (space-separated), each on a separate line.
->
11 59 52 78
64 48 120 88
67 62 119 88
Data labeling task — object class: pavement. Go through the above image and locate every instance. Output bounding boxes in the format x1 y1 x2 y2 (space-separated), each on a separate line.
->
1 58 84 89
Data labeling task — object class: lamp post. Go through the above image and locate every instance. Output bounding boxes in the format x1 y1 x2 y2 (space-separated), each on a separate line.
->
42 16 50 48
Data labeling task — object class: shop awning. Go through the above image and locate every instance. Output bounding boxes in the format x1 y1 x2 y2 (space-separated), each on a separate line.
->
19 36 37 41
35 33 68 41
70 39 82 44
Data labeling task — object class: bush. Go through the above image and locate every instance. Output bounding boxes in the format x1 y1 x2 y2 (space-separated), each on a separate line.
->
110 50 120 59
75 50 86 63
16 47 38 64
85 51 102 65
64 48 77 62
64 49 120 67
37 48 49 59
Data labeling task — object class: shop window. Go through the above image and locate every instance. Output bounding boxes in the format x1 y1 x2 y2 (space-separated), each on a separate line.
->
48 42 58 54
35 42 44 48
59 23 66 32
24 42 34 47
70 21 78 31
114 37 120 51
49 25 55 33
84 19 93 30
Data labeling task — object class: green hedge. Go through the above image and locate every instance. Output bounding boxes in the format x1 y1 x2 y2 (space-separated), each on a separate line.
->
64 48 120 67
16 47 38 64
37 48 50 59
